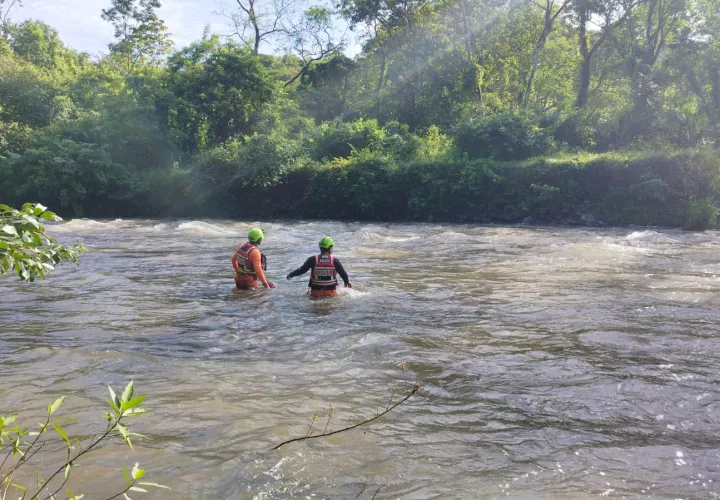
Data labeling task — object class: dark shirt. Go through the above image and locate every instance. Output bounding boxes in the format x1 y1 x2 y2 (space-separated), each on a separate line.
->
288 255 350 290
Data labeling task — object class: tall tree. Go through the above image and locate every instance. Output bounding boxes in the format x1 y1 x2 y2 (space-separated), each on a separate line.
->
573 0 636 108
101 0 173 73
522 0 572 106
223 0 299 55
283 6 346 86
0 0 21 39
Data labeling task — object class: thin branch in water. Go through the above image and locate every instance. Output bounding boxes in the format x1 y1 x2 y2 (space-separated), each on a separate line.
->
355 484 367 499
371 485 385 499
272 384 420 450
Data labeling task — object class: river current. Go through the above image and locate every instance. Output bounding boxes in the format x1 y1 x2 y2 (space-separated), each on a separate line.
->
2 220 720 499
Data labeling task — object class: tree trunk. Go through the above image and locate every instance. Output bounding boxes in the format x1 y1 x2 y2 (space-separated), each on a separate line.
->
576 5 591 109
376 49 387 95
524 35 545 107
459 0 483 109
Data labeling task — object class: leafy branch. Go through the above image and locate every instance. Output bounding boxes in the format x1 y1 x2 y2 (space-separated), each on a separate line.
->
0 203 85 282
0 382 168 500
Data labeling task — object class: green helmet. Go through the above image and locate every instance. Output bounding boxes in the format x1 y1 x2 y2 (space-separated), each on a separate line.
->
319 236 335 250
248 227 264 243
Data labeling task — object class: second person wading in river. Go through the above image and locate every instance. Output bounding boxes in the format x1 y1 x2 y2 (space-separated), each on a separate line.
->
286 236 352 298
232 228 276 290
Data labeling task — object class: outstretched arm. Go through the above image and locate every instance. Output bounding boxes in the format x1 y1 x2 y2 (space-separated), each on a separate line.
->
287 257 315 279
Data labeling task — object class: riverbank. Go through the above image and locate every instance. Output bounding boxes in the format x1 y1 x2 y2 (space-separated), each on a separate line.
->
184 148 720 230
4 146 719 230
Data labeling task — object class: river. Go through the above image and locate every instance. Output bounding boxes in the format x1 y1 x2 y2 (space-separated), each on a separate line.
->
1 220 720 499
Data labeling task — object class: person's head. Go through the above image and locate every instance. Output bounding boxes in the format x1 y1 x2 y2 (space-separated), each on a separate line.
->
248 227 264 245
319 236 335 254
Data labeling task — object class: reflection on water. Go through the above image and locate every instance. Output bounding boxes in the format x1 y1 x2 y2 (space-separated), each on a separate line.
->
2 220 720 498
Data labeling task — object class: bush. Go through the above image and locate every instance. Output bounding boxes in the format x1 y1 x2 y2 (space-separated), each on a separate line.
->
193 133 309 215
0 133 132 217
452 109 557 161
310 119 386 161
685 199 719 231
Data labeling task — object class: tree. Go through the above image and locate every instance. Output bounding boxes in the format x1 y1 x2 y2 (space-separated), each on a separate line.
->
223 0 299 55
165 38 275 153
8 20 88 75
101 0 173 74
0 0 21 39
573 0 636 108
283 6 346 86
522 0 572 106
0 203 84 281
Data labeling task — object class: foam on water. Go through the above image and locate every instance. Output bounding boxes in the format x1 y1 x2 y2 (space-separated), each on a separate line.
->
176 221 240 237
48 218 129 233
626 230 679 243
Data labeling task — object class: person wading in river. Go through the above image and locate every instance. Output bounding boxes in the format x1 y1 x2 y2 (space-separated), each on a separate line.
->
286 236 352 298
232 228 276 290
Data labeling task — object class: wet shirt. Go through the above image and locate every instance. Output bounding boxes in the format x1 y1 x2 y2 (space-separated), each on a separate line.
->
288 256 350 290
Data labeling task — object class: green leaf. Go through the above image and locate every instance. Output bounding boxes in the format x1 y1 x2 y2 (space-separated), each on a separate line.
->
137 482 170 490
123 493 132 500
53 424 70 446
64 463 71 480
48 396 66 415
40 211 61 222
11 484 27 491
33 204 47 215
1 225 18 236
122 381 134 404
129 487 148 493
108 399 121 415
122 463 131 487
122 395 145 413
131 463 145 480
117 423 133 450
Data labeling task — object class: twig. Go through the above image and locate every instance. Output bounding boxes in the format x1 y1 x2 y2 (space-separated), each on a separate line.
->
102 479 136 500
0 416 51 486
272 384 420 450
371 485 385 499
322 405 333 435
355 484 367 499
29 421 120 500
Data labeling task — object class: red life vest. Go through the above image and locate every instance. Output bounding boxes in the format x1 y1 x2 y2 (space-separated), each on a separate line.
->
311 254 338 287
235 242 265 276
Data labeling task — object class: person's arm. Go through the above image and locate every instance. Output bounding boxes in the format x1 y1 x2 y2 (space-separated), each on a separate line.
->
333 258 352 287
250 250 274 288
231 247 240 272
287 257 315 279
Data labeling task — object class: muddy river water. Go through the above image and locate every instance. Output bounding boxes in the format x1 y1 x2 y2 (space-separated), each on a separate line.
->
2 220 720 499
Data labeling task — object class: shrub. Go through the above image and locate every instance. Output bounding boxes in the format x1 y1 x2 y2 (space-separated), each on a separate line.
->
310 119 385 161
685 199 719 231
452 109 557 161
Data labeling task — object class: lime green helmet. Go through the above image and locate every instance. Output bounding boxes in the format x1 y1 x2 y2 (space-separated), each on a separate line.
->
319 236 335 250
248 227 264 243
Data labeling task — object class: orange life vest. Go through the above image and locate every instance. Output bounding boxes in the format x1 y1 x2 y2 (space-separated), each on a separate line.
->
235 243 266 276
311 254 338 288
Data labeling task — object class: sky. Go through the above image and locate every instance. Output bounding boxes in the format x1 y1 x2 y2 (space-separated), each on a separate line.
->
10 0 360 56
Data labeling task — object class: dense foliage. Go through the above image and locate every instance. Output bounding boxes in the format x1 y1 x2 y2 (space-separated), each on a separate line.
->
0 0 719 228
